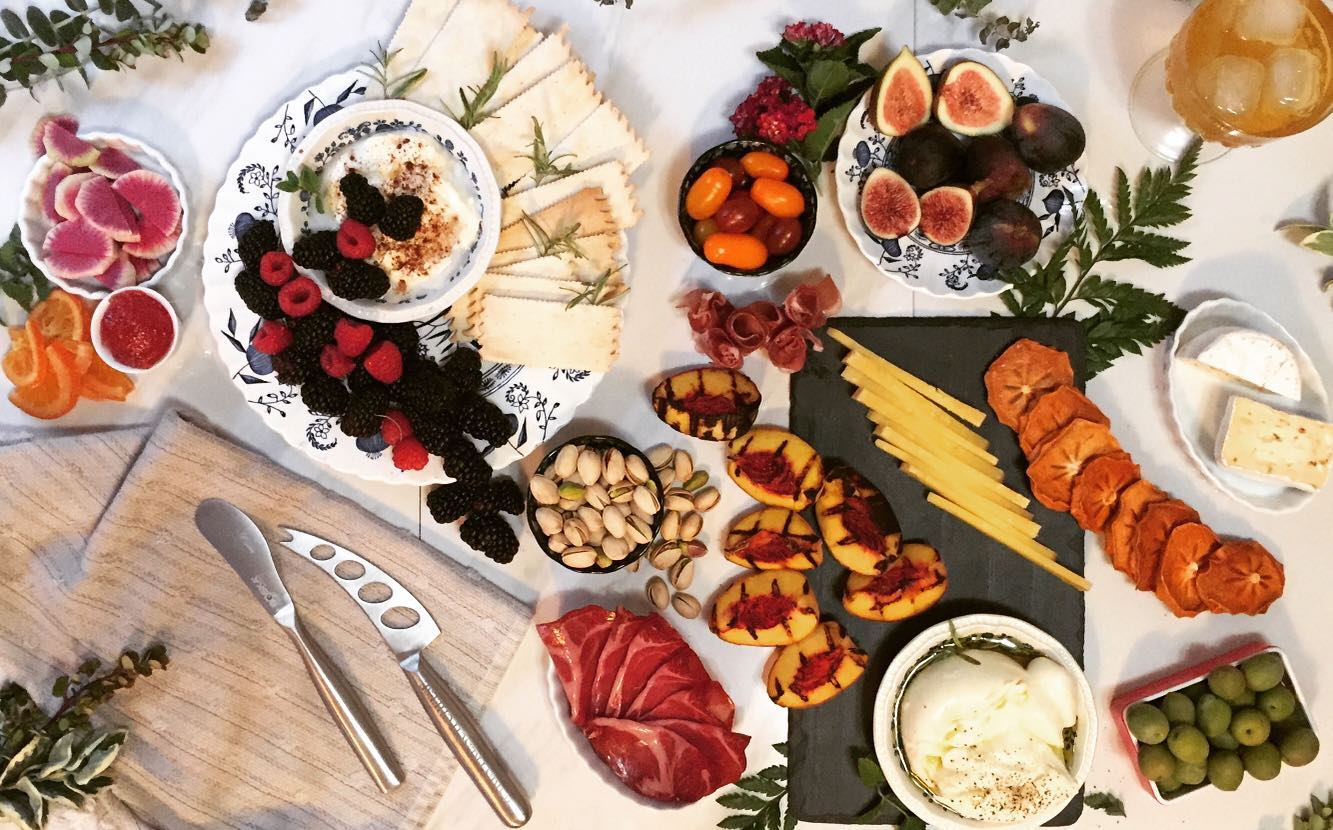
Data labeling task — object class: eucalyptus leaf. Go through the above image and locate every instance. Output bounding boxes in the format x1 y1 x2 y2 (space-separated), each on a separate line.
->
1301 229 1333 256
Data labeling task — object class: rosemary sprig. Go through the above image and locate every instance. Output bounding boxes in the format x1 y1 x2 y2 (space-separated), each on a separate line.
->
276 166 326 215
564 266 626 309
926 0 1039 51
0 225 51 324
715 743 795 830
520 118 577 187
519 212 586 260
448 52 511 129
358 41 427 100
944 620 981 665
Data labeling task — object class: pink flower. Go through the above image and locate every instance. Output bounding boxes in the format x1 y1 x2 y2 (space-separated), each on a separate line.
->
783 273 843 330
680 289 736 334
695 328 744 369
783 21 846 48
766 324 810 373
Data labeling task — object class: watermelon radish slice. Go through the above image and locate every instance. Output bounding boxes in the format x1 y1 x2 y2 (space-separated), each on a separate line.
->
53 171 98 221
43 122 100 168
112 170 181 237
122 221 180 260
29 114 79 157
76 177 141 243
129 256 160 280
90 146 140 178
41 164 73 223
43 219 115 279
93 252 138 289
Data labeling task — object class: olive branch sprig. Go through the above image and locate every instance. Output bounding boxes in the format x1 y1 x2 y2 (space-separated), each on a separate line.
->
926 0 1039 51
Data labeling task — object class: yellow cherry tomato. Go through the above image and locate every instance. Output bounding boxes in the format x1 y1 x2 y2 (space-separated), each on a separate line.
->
704 233 770 271
740 150 790 181
685 167 734 221
750 178 806 219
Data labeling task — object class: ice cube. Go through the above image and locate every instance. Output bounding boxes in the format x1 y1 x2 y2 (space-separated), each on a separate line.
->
1235 0 1307 46
1262 46 1324 113
1195 55 1266 117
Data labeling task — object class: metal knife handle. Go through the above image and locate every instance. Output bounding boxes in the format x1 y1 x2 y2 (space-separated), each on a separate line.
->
287 619 405 793
402 653 531 827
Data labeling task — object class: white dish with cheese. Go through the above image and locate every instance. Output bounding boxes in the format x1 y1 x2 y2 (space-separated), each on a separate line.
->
1168 298 1331 513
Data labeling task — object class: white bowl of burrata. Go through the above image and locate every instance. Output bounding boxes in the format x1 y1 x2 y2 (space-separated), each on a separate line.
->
872 614 1096 830
276 98 500 324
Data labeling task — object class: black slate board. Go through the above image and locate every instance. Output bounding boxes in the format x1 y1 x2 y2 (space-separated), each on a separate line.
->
787 316 1088 826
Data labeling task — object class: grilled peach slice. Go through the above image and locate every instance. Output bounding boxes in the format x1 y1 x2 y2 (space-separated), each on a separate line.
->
815 465 902 575
652 367 761 441
724 506 824 571
710 569 820 646
765 620 868 708
843 543 948 621
726 427 825 511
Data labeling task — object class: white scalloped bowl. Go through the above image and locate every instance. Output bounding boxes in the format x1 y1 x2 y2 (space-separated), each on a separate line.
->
18 131 188 301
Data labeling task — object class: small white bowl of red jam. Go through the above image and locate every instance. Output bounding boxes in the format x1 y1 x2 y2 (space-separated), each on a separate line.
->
91 287 179 373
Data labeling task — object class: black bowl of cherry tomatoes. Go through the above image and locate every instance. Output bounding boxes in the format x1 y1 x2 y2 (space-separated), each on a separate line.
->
678 139 817 277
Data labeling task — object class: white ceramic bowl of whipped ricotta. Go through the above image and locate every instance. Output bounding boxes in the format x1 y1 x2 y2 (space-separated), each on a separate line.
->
872 614 1097 830
276 99 500 324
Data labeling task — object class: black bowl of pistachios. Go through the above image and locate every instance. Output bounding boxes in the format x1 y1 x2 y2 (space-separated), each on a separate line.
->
526 436 666 574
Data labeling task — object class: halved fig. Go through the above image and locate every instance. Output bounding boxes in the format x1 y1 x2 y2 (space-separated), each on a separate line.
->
652 366 761 442
843 543 948 622
1156 522 1219 618
984 338 1075 430
1195 539 1284 616
873 47 932 137
764 620 868 709
1069 452 1139 532
815 465 903 575
1018 385 1110 458
727 427 825 511
709 569 820 646
918 186 974 246
1026 419 1122 512
1129 499 1200 591
725 506 824 571
935 60 1015 136
1104 480 1168 575
860 168 921 240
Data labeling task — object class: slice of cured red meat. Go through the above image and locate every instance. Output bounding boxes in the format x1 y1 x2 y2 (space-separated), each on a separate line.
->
654 717 751 789
583 718 715 803
536 605 619 728
587 608 642 716
623 646 718 721
643 681 735 728
604 613 687 716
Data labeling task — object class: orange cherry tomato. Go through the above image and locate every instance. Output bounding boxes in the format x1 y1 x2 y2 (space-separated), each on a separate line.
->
685 167 734 221
750 178 805 219
740 151 790 181
703 233 769 271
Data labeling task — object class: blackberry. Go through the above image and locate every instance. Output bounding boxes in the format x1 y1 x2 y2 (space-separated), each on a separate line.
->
459 394 515 446
340 385 390 438
394 360 459 415
291 230 341 270
238 220 280 271
347 366 385 395
375 322 421 358
235 269 283 320
414 417 460 456
442 436 491 484
273 347 318 386
328 259 390 300
380 194 425 240
426 480 480 524
301 375 350 416
442 347 483 393
340 173 386 226
460 512 519 564
292 305 339 352
473 477 524 515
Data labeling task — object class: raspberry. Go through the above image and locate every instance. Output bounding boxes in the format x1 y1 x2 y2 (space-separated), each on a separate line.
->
337 218 376 259
319 344 356 379
259 251 295 286
393 437 429 471
252 320 293 355
334 318 374 358
381 410 412 446
363 340 403 384
278 276 322 318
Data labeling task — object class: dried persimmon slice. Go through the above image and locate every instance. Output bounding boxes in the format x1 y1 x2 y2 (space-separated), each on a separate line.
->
1103 480 1167 576
1025 418 1122 512
1129 499 1201 591
1196 540 1285 616
1018 385 1110 458
1069 452 1139 532
984 339 1075 430
1156 522 1219 618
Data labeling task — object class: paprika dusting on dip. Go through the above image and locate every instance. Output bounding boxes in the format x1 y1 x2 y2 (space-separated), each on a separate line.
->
94 288 177 371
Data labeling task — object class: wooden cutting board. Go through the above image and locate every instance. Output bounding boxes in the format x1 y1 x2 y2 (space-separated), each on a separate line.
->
787 316 1088 826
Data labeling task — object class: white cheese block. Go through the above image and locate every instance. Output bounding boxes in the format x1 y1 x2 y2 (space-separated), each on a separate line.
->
477 295 621 372
1186 327 1302 400
1216 396 1333 491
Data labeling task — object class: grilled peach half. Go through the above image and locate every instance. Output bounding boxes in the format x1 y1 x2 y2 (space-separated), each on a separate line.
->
843 543 948 621
726 427 825 511
815 465 903 575
710 569 820 646
764 620 868 709
724 506 824 571
652 367 761 441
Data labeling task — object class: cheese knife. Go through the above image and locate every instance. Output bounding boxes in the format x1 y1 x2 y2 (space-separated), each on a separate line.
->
194 499 404 793
277 527 532 828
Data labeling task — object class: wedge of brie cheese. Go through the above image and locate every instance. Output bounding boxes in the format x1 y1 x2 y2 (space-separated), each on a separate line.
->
1186 327 1302 400
1216 396 1333 491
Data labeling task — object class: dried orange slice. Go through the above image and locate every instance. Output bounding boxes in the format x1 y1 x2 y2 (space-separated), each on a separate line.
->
1104 480 1167 575
1156 522 1219 618
29 290 90 342
984 338 1074 429
1196 540 1285 615
8 343 82 419
2 320 49 388
1129 499 1200 591
51 339 94 376
80 351 134 401
1018 385 1109 458
1069 452 1138 532
1026 418 1121 511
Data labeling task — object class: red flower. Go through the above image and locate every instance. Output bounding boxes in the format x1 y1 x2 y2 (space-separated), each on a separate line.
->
730 76 817 145
783 21 846 48
767 324 810 373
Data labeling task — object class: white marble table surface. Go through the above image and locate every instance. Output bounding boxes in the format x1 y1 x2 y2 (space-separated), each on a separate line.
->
2 0 1331 828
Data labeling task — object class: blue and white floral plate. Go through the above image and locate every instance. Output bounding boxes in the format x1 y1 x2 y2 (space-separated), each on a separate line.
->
201 68 600 485
835 48 1087 299
275 99 499 324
